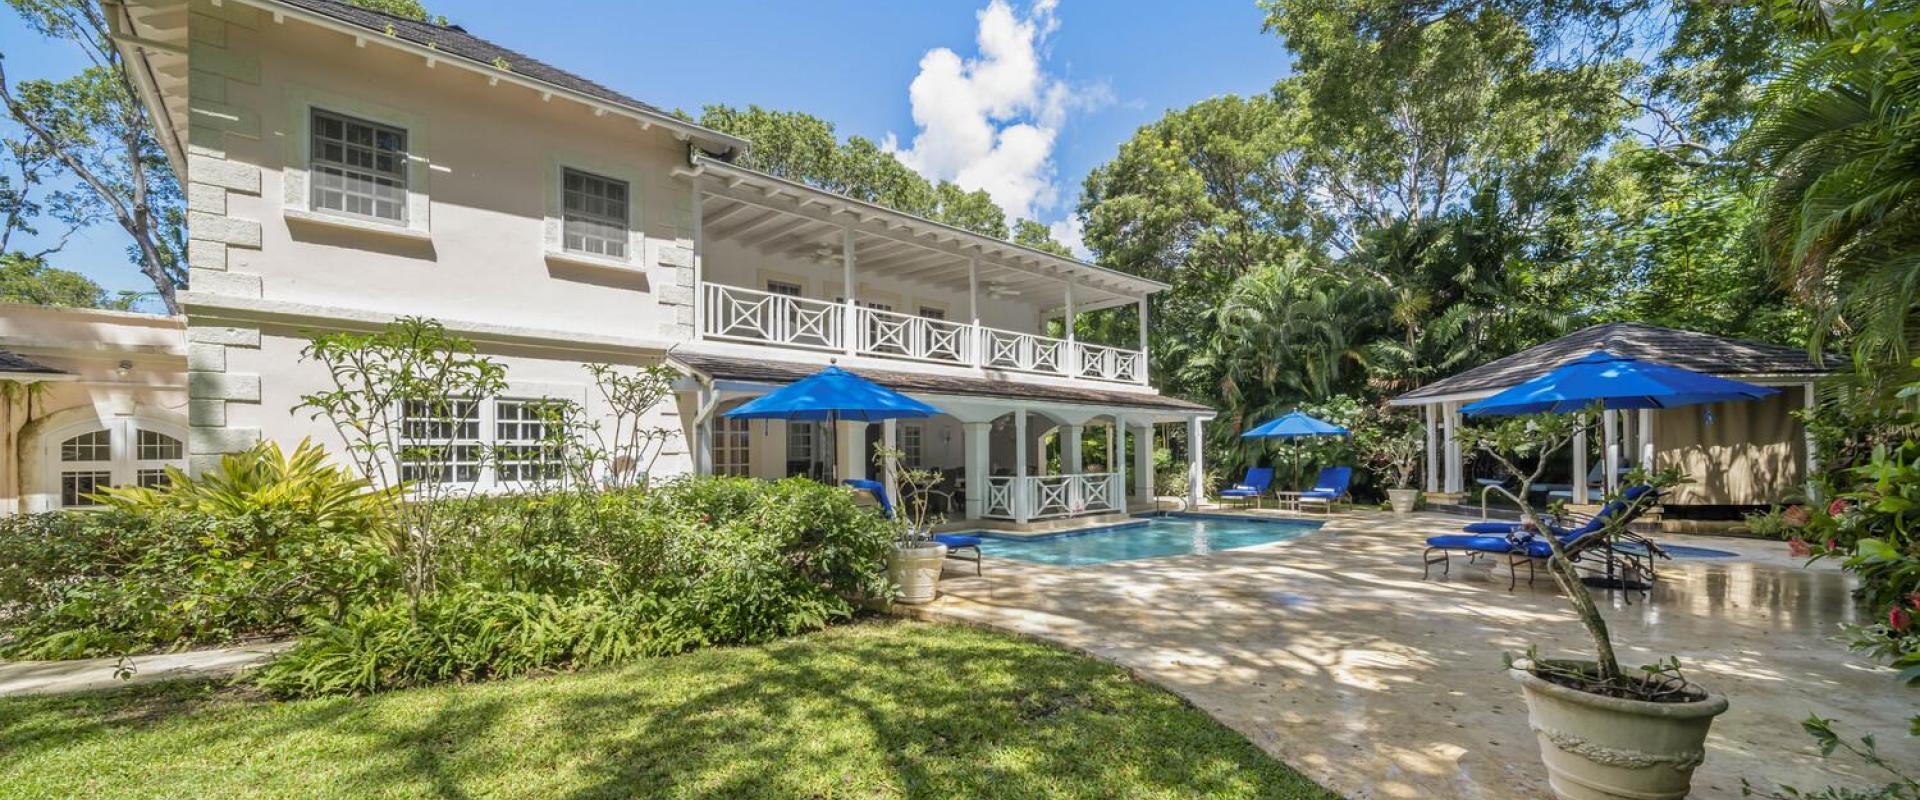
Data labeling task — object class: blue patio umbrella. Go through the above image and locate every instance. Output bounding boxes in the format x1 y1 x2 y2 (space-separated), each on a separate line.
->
1241 410 1350 488
1462 350 1779 417
724 366 942 483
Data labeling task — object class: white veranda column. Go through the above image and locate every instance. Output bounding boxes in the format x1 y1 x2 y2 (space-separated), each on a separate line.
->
882 419 899 509
835 420 866 482
1602 409 1620 494
1442 401 1463 494
1061 424 1083 473
1014 410 1030 522
1112 419 1128 510
1106 422 1119 471
1638 408 1655 471
1423 403 1439 494
1133 422 1154 501
1802 383 1821 501
963 421 991 520
1187 416 1206 508
1571 416 1589 505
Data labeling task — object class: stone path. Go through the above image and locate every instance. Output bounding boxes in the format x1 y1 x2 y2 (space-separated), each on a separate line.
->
912 509 1914 800
0 641 290 697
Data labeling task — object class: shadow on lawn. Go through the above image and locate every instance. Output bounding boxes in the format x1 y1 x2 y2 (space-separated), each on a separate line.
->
0 621 1330 799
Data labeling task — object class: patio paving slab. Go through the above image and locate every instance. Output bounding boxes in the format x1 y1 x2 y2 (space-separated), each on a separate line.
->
0 640 290 697
912 509 1913 800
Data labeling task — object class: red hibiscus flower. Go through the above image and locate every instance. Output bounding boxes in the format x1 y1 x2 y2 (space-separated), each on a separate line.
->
1891 606 1913 633
1788 538 1812 557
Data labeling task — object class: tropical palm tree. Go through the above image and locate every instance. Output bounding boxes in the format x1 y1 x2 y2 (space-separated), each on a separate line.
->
1742 1 1920 372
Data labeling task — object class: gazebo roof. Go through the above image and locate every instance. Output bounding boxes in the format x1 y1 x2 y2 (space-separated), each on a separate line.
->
1392 322 1832 405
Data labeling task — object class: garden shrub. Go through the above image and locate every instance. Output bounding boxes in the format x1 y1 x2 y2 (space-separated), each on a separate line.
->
254 476 895 696
252 587 700 697
0 442 398 658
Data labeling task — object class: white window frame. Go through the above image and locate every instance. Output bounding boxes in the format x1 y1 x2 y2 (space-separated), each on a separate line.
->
787 420 815 467
901 423 925 469
714 416 750 477
544 151 645 270
560 167 630 259
393 384 589 491
307 108 411 225
42 418 187 509
283 86 432 238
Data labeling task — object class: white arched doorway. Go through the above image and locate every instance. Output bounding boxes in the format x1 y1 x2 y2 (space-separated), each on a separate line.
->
24 410 187 511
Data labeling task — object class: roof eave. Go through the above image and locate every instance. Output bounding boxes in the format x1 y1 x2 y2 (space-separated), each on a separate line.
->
250 0 747 156
687 155 1168 296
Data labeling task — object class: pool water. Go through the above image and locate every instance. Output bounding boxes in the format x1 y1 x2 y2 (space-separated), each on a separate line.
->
1616 541 1739 559
973 514 1323 567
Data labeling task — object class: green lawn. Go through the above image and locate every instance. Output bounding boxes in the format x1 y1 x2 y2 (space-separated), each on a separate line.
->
0 619 1331 799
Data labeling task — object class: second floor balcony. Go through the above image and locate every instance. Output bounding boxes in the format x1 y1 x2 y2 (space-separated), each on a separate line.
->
698 283 1146 384
685 156 1164 387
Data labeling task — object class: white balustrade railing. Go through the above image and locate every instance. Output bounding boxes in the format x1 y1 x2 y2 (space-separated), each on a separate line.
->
699 283 1146 384
702 283 844 351
983 472 1121 521
980 326 1066 375
856 306 972 366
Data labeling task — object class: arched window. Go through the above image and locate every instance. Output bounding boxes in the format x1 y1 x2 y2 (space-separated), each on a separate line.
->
47 420 187 508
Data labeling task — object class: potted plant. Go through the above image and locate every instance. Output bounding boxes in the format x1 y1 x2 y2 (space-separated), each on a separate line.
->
1471 414 1729 800
876 445 947 604
1360 410 1424 515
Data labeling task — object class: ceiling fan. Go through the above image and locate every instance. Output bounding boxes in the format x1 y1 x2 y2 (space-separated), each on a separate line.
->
984 281 1023 298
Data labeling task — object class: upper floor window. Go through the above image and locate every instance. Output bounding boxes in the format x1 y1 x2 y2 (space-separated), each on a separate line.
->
562 168 629 258
310 108 408 223
918 307 945 321
766 280 802 297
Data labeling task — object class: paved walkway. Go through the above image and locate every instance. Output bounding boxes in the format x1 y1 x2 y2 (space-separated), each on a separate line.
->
913 509 1913 800
0 641 289 697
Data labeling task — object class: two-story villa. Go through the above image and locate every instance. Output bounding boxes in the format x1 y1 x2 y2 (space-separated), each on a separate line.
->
101 0 1213 525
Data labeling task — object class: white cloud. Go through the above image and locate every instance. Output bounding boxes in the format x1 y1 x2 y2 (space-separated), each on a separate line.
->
1048 216 1091 260
886 0 1102 226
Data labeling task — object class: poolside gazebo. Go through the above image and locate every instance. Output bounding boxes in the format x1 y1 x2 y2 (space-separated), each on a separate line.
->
1389 323 1834 509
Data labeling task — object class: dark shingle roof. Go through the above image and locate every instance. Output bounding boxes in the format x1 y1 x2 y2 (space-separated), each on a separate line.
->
671 351 1212 413
1396 322 1833 403
275 0 674 120
0 349 66 376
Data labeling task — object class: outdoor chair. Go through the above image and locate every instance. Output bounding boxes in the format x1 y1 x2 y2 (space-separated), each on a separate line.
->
1422 486 1661 590
1295 466 1352 514
842 479 981 576
1218 467 1274 508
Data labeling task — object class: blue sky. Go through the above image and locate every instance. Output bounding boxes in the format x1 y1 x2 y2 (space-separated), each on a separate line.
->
2 1 1291 309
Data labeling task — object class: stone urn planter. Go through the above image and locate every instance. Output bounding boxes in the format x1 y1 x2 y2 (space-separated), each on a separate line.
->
1509 659 1729 800
888 541 948 604
1386 488 1419 515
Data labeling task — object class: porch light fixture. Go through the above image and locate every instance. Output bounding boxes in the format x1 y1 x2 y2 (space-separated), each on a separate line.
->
116 360 133 378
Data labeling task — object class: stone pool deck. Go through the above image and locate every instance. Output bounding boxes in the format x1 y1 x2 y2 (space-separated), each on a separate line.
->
908 508 1912 799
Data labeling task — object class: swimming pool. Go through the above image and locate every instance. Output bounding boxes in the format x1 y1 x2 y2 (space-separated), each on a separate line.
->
971 514 1323 567
1616 541 1740 559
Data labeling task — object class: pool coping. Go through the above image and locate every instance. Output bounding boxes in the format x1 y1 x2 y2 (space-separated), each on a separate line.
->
961 512 1325 544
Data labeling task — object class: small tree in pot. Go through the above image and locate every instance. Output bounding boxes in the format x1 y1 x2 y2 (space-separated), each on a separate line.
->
874 444 947 604
1358 409 1424 514
1468 413 1728 800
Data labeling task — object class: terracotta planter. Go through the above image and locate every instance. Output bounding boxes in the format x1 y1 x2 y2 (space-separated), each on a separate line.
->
1386 488 1419 515
1510 659 1729 800
888 542 948 604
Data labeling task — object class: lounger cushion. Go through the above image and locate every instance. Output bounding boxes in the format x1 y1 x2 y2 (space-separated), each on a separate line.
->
1424 534 1517 553
1462 521 1523 534
933 534 982 548
1219 487 1261 497
1298 489 1340 499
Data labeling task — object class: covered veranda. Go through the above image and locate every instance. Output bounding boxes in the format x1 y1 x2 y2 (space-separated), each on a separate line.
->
671 353 1213 525
1391 322 1833 509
